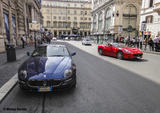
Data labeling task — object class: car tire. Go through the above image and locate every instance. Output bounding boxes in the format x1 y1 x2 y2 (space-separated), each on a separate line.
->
98 49 103 55
117 51 124 60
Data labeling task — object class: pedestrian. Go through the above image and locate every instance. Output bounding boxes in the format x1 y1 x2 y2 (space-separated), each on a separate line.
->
21 35 25 48
136 37 140 48
153 35 160 51
34 36 37 49
148 37 154 51
139 37 143 50
132 37 136 47
144 38 148 51
30 35 33 45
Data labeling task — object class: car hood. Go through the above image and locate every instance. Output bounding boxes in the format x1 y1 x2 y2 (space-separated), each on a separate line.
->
119 47 142 53
19 56 72 80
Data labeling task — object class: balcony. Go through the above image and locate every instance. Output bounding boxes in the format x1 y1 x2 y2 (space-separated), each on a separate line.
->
153 2 160 15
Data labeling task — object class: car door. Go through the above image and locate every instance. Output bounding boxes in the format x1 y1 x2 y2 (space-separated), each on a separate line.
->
110 46 117 57
103 44 112 56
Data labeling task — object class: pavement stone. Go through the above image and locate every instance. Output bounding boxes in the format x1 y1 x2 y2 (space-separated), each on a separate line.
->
0 45 34 66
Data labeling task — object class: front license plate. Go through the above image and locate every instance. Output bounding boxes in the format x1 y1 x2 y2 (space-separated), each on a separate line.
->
38 87 53 92
137 56 142 58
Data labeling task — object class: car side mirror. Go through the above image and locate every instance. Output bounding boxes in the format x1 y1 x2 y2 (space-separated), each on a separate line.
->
27 52 31 56
71 52 76 56
109 44 112 47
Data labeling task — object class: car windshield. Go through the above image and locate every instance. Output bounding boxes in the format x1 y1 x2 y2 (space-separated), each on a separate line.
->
32 45 70 57
85 38 91 41
112 43 126 47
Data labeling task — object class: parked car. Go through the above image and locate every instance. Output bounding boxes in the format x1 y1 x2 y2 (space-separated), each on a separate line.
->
65 37 69 40
18 44 76 92
51 37 57 42
98 43 143 60
82 38 92 45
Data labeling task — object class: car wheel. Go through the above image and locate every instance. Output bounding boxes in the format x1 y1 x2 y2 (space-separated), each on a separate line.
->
98 49 103 55
117 51 124 60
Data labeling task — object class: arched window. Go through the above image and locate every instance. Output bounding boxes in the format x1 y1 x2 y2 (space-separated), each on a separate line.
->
105 8 111 31
98 12 103 32
123 4 137 29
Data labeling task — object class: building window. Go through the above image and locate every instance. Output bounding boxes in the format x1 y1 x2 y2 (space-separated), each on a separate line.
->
74 4 77 7
73 22 77 27
149 0 153 7
68 10 70 14
58 22 62 28
53 21 57 28
47 21 51 27
81 11 83 15
67 22 71 28
146 15 153 23
93 15 97 32
85 11 87 15
105 8 111 31
54 16 56 19
74 17 77 20
123 4 137 29
68 17 70 20
59 16 61 20
63 22 67 28
63 17 66 20
74 10 77 15
89 18 91 20
98 12 103 32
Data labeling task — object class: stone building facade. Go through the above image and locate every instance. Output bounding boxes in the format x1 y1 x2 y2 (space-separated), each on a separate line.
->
0 0 42 52
140 0 160 38
41 0 92 37
91 0 142 42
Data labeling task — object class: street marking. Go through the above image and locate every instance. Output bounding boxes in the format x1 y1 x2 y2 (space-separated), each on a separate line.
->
0 73 18 103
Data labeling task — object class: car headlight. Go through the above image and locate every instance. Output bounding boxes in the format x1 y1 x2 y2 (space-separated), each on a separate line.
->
63 69 72 78
124 49 131 53
19 70 28 79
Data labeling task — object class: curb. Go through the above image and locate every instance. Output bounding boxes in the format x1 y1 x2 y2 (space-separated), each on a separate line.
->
142 51 160 55
0 74 18 103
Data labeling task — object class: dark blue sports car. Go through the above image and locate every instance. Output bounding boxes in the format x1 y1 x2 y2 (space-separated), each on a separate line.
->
18 44 76 92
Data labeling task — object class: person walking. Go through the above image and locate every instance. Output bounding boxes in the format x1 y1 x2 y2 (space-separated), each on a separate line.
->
139 37 143 50
21 35 25 48
34 36 37 49
154 35 160 51
136 36 140 48
148 37 154 51
144 38 148 51
30 35 33 45
132 37 136 47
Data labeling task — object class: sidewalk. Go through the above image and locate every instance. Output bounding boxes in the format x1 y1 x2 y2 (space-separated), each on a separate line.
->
0 45 34 66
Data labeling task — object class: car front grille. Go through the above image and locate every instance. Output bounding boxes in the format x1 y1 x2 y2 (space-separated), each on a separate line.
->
133 54 143 57
28 80 62 87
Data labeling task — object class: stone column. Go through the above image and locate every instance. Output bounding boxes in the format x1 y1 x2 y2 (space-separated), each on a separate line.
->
0 0 3 35
8 0 13 43
0 0 5 52
102 10 105 34
96 13 98 34
24 0 28 37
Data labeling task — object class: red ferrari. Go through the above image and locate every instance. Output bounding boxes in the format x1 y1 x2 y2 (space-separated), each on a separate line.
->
98 43 143 60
